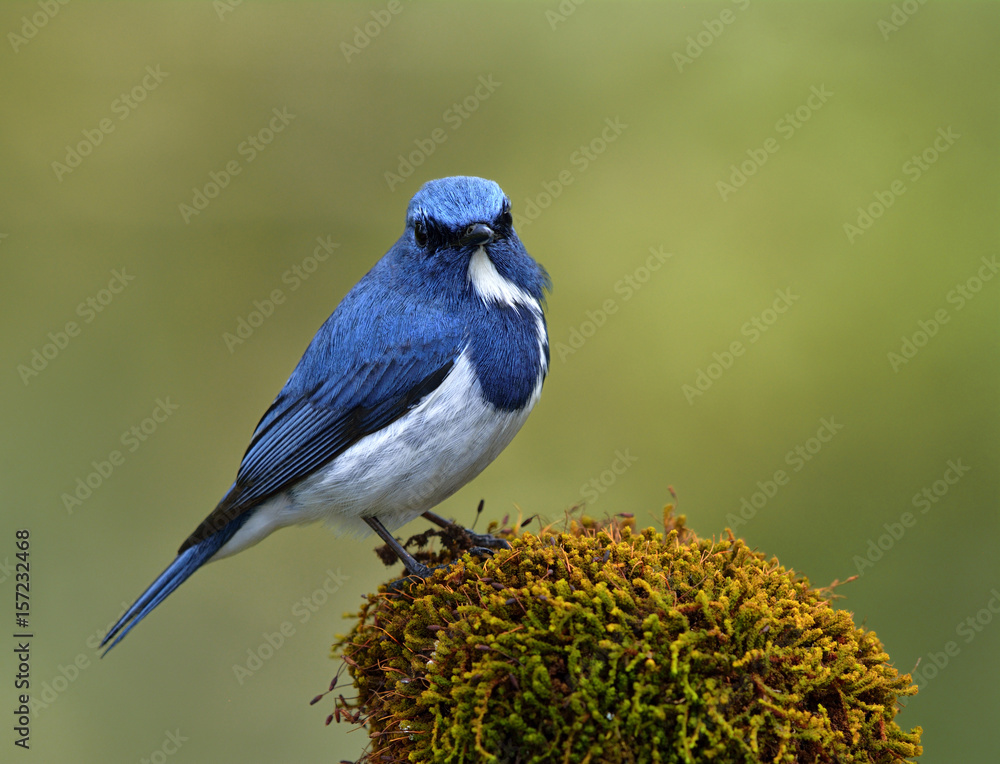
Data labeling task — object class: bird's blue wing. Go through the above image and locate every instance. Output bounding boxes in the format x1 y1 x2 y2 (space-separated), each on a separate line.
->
178 293 465 553
237 349 456 503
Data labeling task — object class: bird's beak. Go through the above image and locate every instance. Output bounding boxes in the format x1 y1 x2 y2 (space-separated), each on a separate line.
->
459 222 494 247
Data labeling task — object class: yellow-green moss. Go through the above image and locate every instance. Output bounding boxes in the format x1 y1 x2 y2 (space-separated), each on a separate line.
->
329 512 922 763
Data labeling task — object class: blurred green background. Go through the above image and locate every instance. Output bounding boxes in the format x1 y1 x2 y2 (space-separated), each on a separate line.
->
1 2 997 762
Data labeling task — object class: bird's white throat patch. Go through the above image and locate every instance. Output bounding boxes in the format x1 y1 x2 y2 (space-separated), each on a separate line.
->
468 247 536 308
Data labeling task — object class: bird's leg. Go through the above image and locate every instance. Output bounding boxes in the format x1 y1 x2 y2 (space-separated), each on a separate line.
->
365 509 510 589
364 516 434 579
421 507 512 551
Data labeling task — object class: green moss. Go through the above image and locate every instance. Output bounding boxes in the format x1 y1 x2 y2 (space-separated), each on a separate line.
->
329 511 921 763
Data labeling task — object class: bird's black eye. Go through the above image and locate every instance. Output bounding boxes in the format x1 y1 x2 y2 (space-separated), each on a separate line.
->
414 220 428 247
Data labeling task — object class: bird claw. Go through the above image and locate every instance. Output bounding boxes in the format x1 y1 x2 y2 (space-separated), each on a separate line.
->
420 508 512 552
464 532 512 550
467 545 497 559
386 565 440 592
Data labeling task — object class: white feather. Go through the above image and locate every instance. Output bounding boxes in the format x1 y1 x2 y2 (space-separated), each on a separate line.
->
468 247 536 308
212 349 543 560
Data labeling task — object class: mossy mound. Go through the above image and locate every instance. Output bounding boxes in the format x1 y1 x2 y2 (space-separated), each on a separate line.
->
329 512 921 763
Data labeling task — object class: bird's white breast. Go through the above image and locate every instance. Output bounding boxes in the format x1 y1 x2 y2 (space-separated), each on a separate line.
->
213 349 542 559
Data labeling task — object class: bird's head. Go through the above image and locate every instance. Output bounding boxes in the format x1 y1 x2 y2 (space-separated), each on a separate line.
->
401 176 550 307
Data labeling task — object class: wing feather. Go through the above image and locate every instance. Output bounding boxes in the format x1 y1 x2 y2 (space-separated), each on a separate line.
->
178 287 465 553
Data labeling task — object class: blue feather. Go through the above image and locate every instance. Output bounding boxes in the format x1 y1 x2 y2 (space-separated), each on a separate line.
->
468 302 548 410
101 512 250 655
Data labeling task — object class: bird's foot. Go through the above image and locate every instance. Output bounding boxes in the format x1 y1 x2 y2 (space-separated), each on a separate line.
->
467 545 500 559
465 533 511 550
420 507 513 552
386 546 499 592
386 565 438 592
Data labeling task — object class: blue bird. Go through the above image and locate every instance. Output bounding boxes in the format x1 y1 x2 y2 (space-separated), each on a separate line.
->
101 176 550 654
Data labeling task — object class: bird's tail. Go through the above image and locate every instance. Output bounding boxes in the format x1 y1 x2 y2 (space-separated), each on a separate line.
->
100 515 247 655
